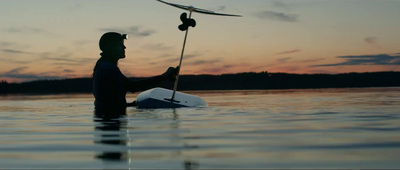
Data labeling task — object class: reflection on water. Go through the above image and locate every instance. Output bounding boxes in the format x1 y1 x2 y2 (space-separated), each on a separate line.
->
94 114 128 162
93 110 199 170
0 87 400 169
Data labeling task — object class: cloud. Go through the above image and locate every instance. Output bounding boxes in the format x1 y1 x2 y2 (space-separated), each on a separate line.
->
186 59 221 66
0 42 32 56
44 53 74 60
255 10 299 22
0 58 30 64
5 27 45 33
4 67 28 75
5 27 23 33
63 69 75 73
204 5 226 12
39 51 95 65
313 53 400 67
2 49 31 54
299 58 325 63
276 66 300 72
162 53 203 64
74 40 92 46
184 53 202 60
276 49 301 55
143 43 173 51
163 57 179 63
0 41 14 47
49 58 95 66
276 57 291 63
216 6 226 11
272 1 290 9
250 65 269 71
68 3 83 12
364 37 378 44
0 67 63 80
99 26 155 38
202 64 234 73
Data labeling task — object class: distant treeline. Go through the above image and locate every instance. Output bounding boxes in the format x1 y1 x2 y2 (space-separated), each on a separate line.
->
1 71 399 94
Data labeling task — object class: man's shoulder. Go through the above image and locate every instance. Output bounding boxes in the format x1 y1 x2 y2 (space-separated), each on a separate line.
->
94 62 123 79
97 62 119 71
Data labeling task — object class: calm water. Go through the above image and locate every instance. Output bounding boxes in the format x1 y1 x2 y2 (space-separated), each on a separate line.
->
0 87 399 169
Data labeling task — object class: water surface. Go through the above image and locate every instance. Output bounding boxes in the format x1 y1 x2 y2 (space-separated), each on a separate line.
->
1 88 399 169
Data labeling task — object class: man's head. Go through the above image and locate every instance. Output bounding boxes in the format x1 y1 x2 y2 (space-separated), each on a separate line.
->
99 32 128 59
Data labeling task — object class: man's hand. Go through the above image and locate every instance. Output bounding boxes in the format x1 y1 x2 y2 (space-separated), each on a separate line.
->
162 66 180 81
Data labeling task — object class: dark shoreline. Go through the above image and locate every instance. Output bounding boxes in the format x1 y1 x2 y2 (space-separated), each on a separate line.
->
1 71 399 94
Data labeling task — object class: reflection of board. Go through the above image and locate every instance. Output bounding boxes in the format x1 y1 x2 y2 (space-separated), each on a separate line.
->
136 88 207 109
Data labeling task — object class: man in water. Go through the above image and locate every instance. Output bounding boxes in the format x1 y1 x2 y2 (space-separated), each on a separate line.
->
93 32 178 115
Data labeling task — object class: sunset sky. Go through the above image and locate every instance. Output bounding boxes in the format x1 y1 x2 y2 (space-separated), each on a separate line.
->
1 0 399 82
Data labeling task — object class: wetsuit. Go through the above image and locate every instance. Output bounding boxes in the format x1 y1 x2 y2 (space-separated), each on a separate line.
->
93 60 165 114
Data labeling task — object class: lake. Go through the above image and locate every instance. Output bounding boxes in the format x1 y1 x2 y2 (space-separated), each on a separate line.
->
1 87 399 169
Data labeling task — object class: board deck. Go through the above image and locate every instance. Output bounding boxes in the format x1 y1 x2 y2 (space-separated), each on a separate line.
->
136 88 207 108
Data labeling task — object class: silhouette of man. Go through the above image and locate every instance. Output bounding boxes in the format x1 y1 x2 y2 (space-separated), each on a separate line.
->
93 32 178 115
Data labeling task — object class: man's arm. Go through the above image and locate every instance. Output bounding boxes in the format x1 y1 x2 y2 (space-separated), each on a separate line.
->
123 67 178 93
125 75 166 93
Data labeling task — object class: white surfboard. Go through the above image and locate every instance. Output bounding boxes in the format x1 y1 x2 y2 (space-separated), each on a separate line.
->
136 88 207 109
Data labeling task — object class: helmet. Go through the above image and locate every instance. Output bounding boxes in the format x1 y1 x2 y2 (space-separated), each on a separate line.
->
99 32 128 51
